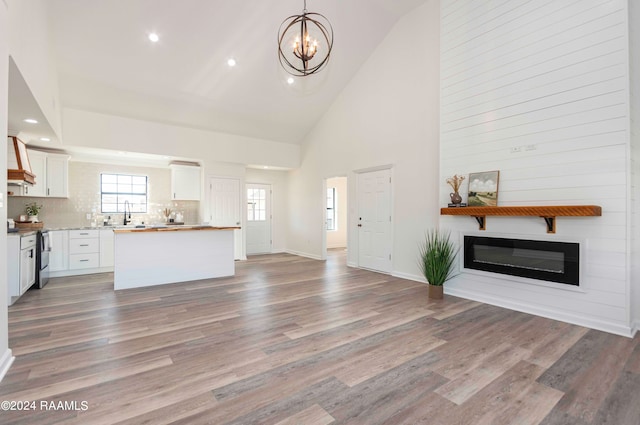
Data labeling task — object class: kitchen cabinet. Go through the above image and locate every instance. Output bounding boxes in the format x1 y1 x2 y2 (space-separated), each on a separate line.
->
24 149 70 198
20 239 36 294
49 229 114 277
170 164 200 201
49 230 69 272
99 229 114 267
7 235 20 304
7 234 36 305
69 229 99 270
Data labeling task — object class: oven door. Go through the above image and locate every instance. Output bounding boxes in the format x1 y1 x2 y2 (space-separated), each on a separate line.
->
36 231 51 289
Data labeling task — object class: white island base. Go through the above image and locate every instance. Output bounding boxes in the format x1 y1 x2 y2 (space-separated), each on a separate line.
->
113 226 238 290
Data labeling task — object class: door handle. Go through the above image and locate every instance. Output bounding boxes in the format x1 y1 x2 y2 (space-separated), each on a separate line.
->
358 224 362 227
236 222 240 225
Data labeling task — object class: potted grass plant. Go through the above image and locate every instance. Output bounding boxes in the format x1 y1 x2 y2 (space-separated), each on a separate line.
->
418 229 458 299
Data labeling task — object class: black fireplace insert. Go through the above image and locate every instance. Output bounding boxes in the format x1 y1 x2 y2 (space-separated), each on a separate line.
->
464 236 580 286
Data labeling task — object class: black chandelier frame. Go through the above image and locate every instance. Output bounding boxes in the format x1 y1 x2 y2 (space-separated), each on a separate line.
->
278 3 333 77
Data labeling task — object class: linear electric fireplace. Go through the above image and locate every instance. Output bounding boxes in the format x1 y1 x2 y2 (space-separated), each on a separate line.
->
464 236 580 286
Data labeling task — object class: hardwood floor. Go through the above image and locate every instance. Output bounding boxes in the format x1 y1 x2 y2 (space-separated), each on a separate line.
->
1 250 639 424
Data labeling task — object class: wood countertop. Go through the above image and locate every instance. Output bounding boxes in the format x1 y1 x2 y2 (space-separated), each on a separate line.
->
113 225 241 234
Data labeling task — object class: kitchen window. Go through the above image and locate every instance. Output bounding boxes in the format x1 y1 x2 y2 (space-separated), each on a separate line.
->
100 173 148 213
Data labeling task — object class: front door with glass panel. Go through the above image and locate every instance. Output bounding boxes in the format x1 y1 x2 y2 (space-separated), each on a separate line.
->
246 183 272 255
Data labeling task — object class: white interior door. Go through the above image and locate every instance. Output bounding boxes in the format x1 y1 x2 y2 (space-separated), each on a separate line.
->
208 177 242 260
357 169 392 273
246 183 272 255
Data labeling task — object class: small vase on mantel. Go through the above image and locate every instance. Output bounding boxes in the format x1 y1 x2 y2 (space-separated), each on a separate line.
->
449 192 462 205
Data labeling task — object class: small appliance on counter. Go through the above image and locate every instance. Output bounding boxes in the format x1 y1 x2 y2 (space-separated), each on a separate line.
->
7 219 18 233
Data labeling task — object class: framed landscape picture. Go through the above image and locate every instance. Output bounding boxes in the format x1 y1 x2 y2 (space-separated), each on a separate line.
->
468 170 500 207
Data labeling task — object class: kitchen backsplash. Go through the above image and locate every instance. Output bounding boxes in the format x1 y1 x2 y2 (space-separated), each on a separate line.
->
8 161 200 228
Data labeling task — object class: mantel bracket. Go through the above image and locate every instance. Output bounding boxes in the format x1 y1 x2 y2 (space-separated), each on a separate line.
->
474 216 486 231
542 216 556 234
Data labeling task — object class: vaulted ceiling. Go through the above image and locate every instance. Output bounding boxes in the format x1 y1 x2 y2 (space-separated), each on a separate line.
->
42 0 428 146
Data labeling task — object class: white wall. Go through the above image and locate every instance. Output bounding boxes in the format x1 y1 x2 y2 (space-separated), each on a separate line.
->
0 0 14 381
7 0 62 138
246 168 289 253
63 108 300 170
440 0 632 336
630 0 640 333
288 0 440 269
326 177 347 249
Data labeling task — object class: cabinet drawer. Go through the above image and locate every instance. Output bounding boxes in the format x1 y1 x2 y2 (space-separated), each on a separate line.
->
69 238 99 254
69 229 99 239
69 253 100 269
20 235 37 249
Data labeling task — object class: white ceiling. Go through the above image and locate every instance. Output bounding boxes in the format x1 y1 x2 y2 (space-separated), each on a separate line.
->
39 0 428 146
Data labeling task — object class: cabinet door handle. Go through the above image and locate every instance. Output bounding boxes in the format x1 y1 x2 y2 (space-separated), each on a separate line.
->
80 244 89 247
80 259 89 262
47 188 50 196
80 233 89 235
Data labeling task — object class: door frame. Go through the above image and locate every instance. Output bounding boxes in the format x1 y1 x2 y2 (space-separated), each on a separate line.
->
322 175 348 260
351 165 394 272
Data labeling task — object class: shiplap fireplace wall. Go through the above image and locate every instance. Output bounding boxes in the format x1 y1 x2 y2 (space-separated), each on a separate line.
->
439 0 634 336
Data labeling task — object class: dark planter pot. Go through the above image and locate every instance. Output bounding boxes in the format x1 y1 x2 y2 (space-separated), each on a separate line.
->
428 284 444 299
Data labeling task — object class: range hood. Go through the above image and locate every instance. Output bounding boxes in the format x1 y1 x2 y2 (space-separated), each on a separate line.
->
7 136 36 185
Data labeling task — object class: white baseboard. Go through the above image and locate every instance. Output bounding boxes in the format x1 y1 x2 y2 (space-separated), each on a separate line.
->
388 271 633 337
392 271 427 284
0 349 15 383
50 266 113 278
285 249 323 261
445 286 635 338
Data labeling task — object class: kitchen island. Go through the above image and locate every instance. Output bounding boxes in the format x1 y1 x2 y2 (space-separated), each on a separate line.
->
113 225 240 290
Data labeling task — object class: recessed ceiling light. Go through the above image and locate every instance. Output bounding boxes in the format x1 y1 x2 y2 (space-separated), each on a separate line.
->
227 58 237 67
263 166 269 169
23 118 38 124
148 33 159 43
40 137 50 142
287 77 295 85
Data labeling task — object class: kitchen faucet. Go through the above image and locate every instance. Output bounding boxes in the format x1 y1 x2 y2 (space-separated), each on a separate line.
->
123 200 132 225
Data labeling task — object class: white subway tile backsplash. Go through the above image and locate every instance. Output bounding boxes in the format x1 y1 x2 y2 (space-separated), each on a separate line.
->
7 161 199 228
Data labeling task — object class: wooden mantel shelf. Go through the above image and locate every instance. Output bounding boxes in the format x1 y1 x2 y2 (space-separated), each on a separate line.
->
440 205 602 233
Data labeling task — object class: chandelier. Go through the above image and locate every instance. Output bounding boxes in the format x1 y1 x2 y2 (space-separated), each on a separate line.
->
278 0 333 77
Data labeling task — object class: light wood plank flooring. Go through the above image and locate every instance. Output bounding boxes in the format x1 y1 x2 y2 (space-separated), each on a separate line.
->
1 250 639 424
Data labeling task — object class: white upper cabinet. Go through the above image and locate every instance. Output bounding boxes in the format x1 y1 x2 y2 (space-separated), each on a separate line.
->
25 149 70 198
170 164 201 201
46 153 69 197
26 149 47 197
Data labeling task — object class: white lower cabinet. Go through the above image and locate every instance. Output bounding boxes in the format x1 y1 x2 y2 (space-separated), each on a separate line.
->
49 228 114 277
7 236 20 305
7 234 36 306
50 230 69 272
100 229 114 267
69 229 99 271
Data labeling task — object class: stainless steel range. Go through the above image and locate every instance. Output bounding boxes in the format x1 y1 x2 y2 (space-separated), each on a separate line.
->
35 230 51 288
